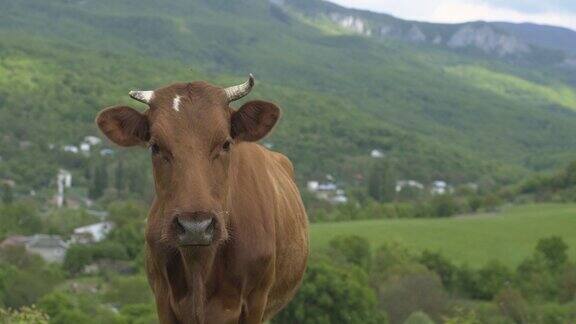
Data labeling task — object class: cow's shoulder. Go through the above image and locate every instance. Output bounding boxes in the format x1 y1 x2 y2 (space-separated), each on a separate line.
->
269 151 295 179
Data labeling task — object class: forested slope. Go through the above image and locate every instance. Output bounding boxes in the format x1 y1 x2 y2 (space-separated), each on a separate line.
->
1 0 576 194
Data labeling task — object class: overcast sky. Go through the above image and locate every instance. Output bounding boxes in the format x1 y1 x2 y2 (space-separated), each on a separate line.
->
330 0 576 31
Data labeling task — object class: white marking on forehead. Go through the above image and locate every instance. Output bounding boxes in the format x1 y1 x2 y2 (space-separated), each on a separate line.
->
173 95 182 112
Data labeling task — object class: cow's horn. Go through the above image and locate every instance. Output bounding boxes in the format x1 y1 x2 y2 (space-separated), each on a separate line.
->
224 74 255 103
129 90 154 104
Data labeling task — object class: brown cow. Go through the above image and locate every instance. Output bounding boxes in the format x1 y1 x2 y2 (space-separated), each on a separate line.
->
96 75 309 323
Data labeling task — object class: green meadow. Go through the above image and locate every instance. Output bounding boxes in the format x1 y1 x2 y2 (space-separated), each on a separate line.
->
310 203 576 268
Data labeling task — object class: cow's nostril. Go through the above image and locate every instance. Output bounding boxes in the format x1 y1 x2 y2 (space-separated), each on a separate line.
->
206 218 215 235
175 217 186 235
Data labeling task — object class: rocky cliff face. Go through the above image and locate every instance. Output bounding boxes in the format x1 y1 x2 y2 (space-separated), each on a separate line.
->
447 25 531 56
317 12 531 57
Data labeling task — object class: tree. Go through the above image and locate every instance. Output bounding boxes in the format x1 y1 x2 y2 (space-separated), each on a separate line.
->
39 291 121 324
454 264 481 299
442 308 481 324
1 183 13 205
368 159 396 203
120 303 157 324
107 201 147 228
107 225 144 259
103 276 152 306
63 245 94 275
377 270 448 324
536 236 568 271
475 260 512 300
404 311 435 324
372 241 415 280
0 203 42 237
419 250 457 291
0 247 63 308
43 208 99 236
275 261 385 324
327 235 372 271
115 159 125 193
89 161 108 200
515 253 557 301
495 288 529 324
429 194 460 217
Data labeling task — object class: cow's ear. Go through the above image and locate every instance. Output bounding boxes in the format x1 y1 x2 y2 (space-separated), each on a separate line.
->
96 106 150 147
231 100 280 142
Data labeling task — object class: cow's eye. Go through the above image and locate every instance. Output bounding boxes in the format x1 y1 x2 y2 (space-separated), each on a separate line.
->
150 143 160 155
222 140 232 152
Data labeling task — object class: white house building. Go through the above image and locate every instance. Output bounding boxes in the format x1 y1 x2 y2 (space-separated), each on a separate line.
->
71 222 114 244
1 235 69 263
395 180 425 192
370 149 385 159
84 136 102 146
62 145 79 154
431 181 451 195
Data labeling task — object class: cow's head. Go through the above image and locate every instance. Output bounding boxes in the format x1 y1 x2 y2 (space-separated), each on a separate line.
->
96 75 280 249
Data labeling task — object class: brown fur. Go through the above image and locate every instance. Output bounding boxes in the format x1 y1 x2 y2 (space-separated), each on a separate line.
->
96 80 309 324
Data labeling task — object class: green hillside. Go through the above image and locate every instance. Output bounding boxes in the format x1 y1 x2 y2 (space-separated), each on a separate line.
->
1 0 576 194
310 203 576 267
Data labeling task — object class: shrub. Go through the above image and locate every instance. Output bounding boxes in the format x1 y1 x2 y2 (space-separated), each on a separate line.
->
494 287 529 323
372 241 415 281
429 195 460 217
443 307 481 324
0 248 63 308
275 261 385 324
536 236 568 271
475 261 512 300
515 253 558 301
327 235 372 271
0 306 49 324
103 276 152 306
377 270 448 324
419 250 457 291
63 242 130 275
403 311 434 324
120 303 157 324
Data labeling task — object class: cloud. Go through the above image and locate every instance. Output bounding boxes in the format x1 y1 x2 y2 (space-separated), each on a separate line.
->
330 0 576 31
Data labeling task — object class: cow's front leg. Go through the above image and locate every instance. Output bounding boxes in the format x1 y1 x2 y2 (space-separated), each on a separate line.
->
150 280 179 324
241 289 271 324
204 290 243 324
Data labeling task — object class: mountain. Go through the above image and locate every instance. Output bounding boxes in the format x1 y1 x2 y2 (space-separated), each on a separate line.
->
494 22 576 55
283 0 576 64
1 0 576 195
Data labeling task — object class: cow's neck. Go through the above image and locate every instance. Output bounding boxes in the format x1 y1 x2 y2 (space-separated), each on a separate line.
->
164 246 221 323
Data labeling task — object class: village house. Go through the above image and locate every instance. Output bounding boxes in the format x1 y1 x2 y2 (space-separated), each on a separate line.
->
307 180 348 204
431 180 452 195
83 136 102 146
395 180 425 192
80 142 91 153
100 148 114 156
71 221 114 244
370 149 385 158
1 234 69 263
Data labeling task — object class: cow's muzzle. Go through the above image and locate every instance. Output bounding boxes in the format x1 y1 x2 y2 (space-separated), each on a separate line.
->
174 214 216 246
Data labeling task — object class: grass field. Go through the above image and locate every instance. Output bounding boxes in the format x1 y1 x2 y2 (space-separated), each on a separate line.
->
310 203 576 268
